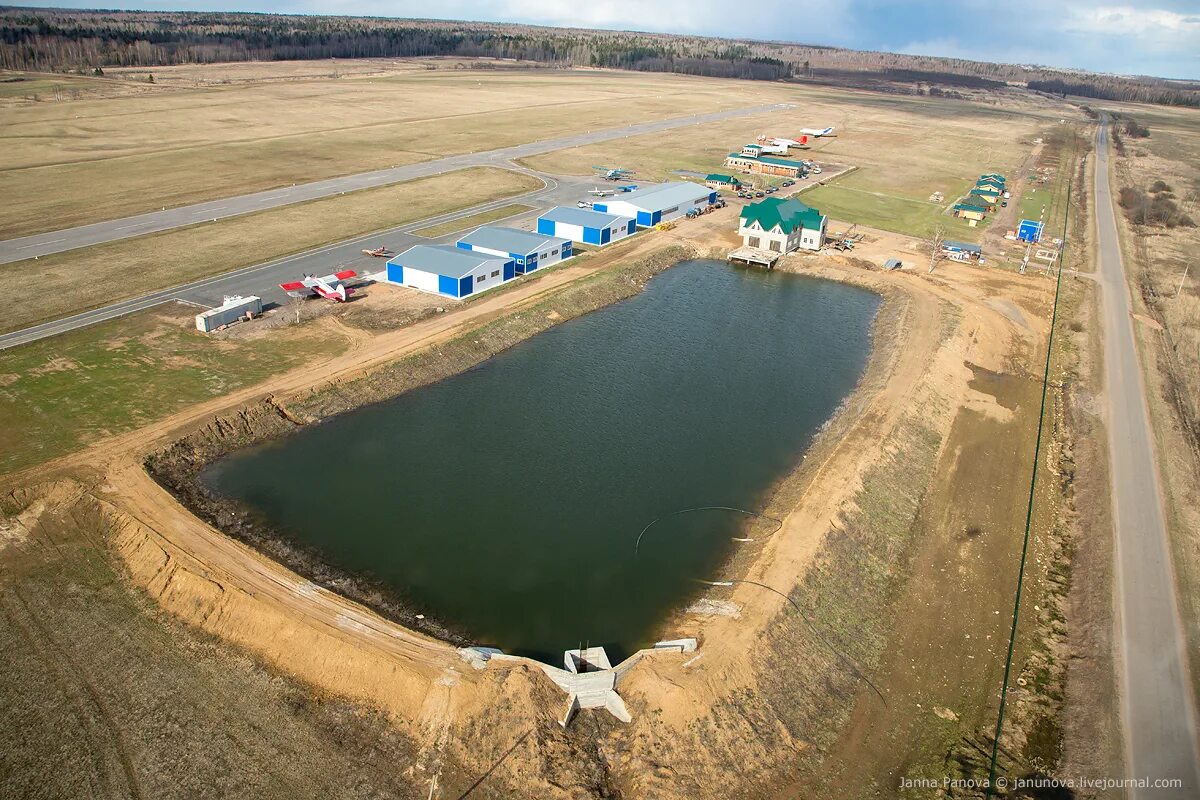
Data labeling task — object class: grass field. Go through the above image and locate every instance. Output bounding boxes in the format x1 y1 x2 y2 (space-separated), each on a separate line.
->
521 84 1049 242
412 203 535 238
0 305 346 475
0 167 540 333
804 179 984 240
0 68 797 237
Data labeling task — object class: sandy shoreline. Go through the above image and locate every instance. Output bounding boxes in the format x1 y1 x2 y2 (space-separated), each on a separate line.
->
2 205 1055 796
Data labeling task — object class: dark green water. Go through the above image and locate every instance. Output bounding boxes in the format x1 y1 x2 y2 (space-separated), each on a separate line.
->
202 260 880 660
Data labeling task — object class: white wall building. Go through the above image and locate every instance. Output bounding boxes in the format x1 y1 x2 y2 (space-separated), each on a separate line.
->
592 182 716 228
737 197 827 253
455 226 572 274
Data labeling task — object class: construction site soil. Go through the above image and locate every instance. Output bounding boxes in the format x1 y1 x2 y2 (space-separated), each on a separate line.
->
2 202 1059 798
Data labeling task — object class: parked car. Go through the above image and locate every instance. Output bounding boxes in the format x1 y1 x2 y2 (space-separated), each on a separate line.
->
782 179 795 187
766 186 777 194
576 200 592 208
755 191 765 197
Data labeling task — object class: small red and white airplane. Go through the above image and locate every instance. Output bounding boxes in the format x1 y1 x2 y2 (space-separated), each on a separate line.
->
279 269 357 303
361 245 392 257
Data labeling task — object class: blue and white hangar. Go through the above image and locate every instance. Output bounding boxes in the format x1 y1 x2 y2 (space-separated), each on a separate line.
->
386 244 514 299
456 226 572 273
537 206 635 246
592 182 717 227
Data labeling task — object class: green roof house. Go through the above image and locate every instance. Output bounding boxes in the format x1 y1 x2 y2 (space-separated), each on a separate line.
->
706 173 742 189
738 197 828 252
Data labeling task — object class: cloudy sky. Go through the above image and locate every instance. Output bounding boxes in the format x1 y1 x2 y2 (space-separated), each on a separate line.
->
14 0 1200 79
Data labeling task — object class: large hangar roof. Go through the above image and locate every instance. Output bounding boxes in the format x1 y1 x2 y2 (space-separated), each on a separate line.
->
458 226 565 255
539 206 631 228
612 181 712 209
387 244 509 279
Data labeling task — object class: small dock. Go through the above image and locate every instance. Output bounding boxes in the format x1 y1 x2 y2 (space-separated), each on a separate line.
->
729 246 780 269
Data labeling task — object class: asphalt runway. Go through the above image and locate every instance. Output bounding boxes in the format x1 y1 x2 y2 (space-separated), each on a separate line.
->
0 102 791 265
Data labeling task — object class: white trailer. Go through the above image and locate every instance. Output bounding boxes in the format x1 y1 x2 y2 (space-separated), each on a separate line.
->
196 295 262 333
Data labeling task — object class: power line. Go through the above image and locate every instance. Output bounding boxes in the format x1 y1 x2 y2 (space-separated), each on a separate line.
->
985 168 1072 796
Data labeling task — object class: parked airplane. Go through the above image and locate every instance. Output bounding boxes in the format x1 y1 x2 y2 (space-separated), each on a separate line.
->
762 135 809 148
361 245 392 257
588 187 616 197
280 269 357 302
799 127 834 137
592 165 635 181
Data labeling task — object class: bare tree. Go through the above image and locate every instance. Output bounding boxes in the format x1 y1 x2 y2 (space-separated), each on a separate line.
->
926 224 947 274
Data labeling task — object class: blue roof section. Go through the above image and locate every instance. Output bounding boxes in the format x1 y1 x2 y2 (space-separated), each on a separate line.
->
539 206 632 228
387 244 509 279
457 226 566 255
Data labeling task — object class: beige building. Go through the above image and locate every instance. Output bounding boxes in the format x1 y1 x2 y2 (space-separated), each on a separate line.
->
738 197 827 253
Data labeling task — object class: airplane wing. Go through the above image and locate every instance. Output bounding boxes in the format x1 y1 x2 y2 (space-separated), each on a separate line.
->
279 280 309 293
315 269 357 283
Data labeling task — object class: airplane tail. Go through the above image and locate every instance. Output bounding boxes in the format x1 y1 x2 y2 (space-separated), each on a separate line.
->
335 284 349 302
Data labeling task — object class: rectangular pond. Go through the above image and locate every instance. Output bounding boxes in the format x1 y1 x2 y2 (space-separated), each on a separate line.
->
202 260 881 661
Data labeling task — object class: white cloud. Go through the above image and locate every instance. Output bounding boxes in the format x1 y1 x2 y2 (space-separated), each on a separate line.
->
1066 6 1200 37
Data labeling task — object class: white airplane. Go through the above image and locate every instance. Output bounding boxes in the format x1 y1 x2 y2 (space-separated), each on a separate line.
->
587 187 616 197
800 127 835 137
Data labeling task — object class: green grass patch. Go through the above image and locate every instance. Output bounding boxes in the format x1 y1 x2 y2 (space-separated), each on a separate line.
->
413 203 536 238
1018 186 1053 222
0 306 344 475
804 184 984 241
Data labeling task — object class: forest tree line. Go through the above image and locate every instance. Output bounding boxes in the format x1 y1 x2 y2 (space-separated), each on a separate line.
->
2 8 1197 107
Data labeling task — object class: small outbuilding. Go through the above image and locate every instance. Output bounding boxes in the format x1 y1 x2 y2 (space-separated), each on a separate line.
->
942 240 983 261
953 202 989 221
196 295 262 333
706 173 743 191
456 226 572 274
592 182 717 227
1017 219 1044 243
536 206 635 246
386 244 514 299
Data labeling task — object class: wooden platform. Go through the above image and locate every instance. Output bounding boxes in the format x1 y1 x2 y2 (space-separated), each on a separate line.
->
729 246 780 268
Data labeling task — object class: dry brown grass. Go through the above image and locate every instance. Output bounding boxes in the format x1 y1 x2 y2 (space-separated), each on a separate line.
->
412 202 535 238
0 166 540 332
0 68 796 236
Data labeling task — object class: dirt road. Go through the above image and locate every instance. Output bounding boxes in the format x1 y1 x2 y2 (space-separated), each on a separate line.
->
1095 117 1200 796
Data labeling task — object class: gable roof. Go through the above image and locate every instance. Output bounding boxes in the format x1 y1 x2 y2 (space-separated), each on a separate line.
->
739 197 824 234
387 245 510 279
943 240 982 254
538 206 631 228
707 173 740 184
969 188 1000 197
953 202 989 213
457 226 566 255
604 181 713 211
975 177 1005 188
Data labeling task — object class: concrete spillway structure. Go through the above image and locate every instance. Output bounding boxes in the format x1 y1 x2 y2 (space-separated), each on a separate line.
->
462 639 698 727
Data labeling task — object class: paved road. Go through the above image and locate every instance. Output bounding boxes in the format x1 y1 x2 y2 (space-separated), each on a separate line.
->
0 102 790 265
0 170 593 350
1094 117 1200 796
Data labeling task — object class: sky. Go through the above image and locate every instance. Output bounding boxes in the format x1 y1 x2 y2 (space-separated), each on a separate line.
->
11 0 1200 80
